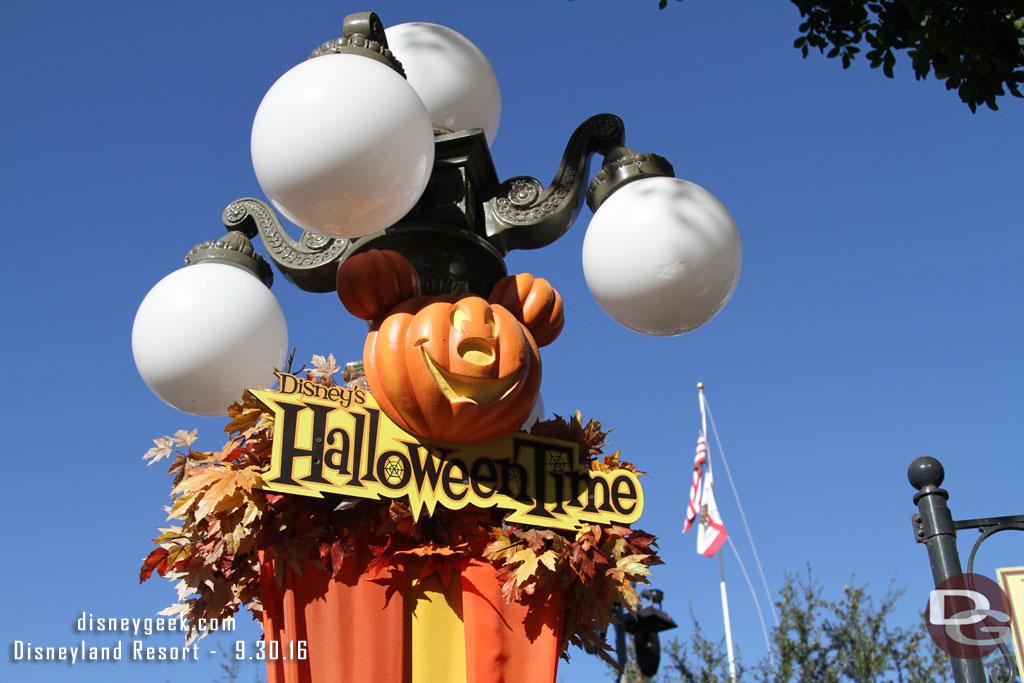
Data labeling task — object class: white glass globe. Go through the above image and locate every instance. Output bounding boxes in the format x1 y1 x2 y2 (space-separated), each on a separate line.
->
132 262 288 416
251 53 435 238
582 176 741 336
386 22 501 145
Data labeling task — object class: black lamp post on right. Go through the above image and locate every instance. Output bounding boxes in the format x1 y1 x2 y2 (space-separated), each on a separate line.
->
908 456 1024 683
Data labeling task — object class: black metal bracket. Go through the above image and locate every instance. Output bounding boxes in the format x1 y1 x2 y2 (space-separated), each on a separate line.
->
222 198 352 294
483 113 625 254
228 111 675 298
956 515 1024 582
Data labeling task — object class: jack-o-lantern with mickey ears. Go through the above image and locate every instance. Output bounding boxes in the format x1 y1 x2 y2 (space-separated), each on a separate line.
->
337 249 563 444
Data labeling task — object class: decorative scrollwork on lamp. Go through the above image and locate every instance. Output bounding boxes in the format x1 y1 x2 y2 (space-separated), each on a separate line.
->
226 111 662 298
222 198 350 293
485 113 626 253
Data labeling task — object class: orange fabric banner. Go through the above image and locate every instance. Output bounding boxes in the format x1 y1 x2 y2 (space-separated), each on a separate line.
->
461 560 564 683
259 553 563 683
260 550 407 683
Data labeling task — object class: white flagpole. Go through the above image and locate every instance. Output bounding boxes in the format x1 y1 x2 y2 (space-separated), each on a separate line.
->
719 552 738 683
698 382 708 452
700 383 737 683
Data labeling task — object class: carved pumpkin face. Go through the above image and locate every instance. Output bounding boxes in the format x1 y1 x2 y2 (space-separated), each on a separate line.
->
364 293 542 444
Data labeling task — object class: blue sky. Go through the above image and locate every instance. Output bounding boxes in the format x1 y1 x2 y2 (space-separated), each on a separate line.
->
2 1 1021 681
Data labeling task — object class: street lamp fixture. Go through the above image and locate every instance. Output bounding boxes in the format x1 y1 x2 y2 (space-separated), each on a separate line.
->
614 588 679 678
132 10 742 416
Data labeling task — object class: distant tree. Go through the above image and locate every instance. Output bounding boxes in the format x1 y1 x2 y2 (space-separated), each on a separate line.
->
607 569 1016 682
214 641 266 683
657 0 1024 112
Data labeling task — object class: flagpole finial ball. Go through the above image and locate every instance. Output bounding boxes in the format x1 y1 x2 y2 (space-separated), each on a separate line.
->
907 456 945 490
697 382 704 390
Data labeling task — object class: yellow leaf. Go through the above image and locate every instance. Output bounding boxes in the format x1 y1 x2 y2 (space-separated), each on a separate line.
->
172 466 227 496
166 544 191 568
483 530 518 563
619 583 640 612
167 490 200 520
616 553 652 578
239 497 262 527
173 466 261 520
209 490 246 517
173 429 198 448
538 550 559 572
512 548 540 585
222 519 254 555
605 553 653 587
153 527 186 545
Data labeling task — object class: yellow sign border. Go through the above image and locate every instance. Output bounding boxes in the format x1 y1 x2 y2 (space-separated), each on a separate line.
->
251 377 644 531
996 566 1024 683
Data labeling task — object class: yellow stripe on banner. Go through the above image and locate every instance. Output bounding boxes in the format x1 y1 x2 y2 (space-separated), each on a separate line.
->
409 572 466 683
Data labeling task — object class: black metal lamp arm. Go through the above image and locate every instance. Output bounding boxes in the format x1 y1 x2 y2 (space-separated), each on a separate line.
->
483 113 625 254
220 112 677 296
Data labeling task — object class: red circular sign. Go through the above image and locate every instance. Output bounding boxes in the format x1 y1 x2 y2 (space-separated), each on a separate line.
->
924 572 1012 659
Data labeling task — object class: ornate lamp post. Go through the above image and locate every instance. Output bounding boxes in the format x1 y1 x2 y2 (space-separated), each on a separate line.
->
132 10 742 683
132 11 742 416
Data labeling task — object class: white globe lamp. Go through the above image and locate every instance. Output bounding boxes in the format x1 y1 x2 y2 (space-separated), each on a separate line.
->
251 53 435 239
583 175 741 336
132 239 288 417
386 22 502 145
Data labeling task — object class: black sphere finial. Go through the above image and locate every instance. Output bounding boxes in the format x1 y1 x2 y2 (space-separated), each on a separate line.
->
908 456 945 490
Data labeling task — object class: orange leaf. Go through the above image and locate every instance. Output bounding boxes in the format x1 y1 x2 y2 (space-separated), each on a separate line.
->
174 466 261 520
392 543 464 559
140 547 169 583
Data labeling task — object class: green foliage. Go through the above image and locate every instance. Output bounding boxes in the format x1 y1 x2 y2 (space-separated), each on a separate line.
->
789 0 1024 111
214 641 266 683
608 569 960 683
665 613 744 683
656 0 1024 111
758 570 950 683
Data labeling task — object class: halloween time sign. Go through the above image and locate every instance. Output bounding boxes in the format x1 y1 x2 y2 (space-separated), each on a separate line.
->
252 372 644 531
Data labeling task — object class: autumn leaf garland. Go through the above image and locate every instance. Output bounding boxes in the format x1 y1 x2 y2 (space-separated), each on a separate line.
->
140 358 661 660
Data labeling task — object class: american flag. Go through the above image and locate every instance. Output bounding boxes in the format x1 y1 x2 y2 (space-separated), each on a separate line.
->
683 435 708 533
